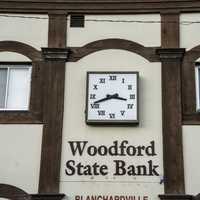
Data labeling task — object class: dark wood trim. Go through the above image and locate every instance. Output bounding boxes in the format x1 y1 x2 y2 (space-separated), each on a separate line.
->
48 14 67 48
0 44 43 124
38 14 67 193
2 1 200 14
0 41 41 61
31 194 65 200
68 39 160 62
157 48 185 194
159 194 193 200
42 48 69 61
0 184 65 200
182 46 200 124
0 184 31 200
161 13 180 48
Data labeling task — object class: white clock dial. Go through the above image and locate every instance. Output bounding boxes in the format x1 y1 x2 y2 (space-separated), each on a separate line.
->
86 72 139 125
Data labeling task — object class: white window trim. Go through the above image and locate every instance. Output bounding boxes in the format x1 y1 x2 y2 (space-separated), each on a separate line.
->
0 65 32 111
195 63 200 112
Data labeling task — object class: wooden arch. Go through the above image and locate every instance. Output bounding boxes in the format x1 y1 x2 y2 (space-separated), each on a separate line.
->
68 38 159 62
0 184 31 200
0 41 41 61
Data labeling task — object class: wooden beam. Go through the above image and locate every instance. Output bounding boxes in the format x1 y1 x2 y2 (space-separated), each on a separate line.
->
157 48 185 194
38 14 67 193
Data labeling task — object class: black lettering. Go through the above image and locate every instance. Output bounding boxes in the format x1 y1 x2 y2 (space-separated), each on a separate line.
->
127 104 134 109
90 103 99 109
128 85 132 90
137 165 147 175
68 141 88 156
109 113 115 119
98 145 108 156
130 94 135 99
98 110 105 116
122 78 125 83
113 160 126 175
65 160 75 175
120 110 125 116
126 146 137 156
87 145 98 156
109 75 117 81
90 94 96 99
148 160 159 176
93 85 98 90
146 141 157 156
100 78 105 83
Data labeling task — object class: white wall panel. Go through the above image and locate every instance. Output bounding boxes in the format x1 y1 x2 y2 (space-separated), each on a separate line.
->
0 52 30 62
180 13 200 50
67 15 161 47
183 125 200 194
0 14 48 50
60 50 163 200
0 125 43 193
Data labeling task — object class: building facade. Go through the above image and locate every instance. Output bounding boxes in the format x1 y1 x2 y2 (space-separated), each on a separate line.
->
0 1 200 200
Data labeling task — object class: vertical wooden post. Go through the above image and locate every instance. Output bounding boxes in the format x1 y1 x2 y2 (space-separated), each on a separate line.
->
38 14 68 193
159 13 185 194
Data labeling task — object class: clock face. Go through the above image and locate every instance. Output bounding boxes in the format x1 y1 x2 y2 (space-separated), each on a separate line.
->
86 72 139 125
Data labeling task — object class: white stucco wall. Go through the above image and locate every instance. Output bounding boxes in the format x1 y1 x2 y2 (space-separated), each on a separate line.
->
60 50 163 200
180 13 200 50
0 125 43 193
0 14 47 193
0 14 48 51
183 126 200 195
67 14 161 47
61 14 163 200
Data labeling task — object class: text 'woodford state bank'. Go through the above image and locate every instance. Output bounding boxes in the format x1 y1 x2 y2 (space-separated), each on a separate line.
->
65 140 160 176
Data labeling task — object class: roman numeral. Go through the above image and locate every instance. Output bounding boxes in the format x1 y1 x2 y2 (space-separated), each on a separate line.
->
98 110 105 116
90 94 96 99
90 104 99 109
122 78 125 83
109 113 115 118
128 85 132 90
93 85 98 90
120 110 125 116
127 104 134 109
130 94 135 99
99 78 105 83
109 75 117 81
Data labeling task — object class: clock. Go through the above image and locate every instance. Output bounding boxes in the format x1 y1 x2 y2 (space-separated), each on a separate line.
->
85 71 139 125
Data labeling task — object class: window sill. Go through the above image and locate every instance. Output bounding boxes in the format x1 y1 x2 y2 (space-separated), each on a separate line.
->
0 110 43 124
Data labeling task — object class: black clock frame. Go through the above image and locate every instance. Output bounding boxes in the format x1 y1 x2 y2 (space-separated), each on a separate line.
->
85 71 139 126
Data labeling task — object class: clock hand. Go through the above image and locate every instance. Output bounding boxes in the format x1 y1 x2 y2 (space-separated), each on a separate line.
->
113 96 127 101
112 93 127 101
94 93 118 104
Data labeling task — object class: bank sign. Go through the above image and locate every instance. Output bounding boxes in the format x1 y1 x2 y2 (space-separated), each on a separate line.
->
65 140 160 177
60 138 164 200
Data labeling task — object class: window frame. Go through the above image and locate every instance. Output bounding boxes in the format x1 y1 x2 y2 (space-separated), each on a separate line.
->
0 61 43 124
195 62 200 112
0 62 32 111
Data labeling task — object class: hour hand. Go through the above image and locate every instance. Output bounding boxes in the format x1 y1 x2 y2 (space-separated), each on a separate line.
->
93 94 113 104
113 96 127 101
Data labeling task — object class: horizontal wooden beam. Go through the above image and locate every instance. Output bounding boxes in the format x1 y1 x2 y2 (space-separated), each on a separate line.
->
1 0 200 13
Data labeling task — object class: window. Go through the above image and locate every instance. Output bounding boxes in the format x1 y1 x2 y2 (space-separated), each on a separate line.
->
0 63 32 110
195 62 200 112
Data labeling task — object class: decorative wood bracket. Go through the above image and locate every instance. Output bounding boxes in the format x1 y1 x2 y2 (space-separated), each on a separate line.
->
156 48 185 61
42 48 69 61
